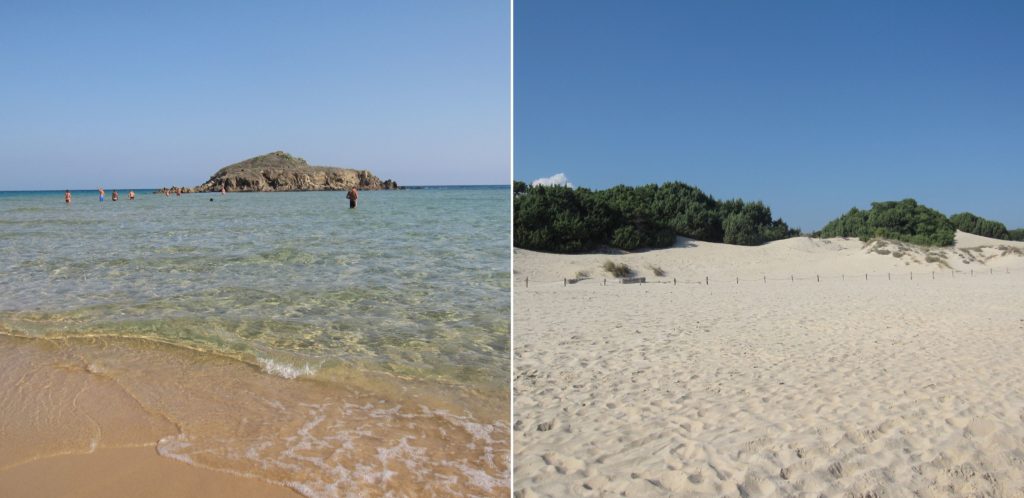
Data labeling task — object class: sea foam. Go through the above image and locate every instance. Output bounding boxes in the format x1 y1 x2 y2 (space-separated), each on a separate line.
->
258 358 317 379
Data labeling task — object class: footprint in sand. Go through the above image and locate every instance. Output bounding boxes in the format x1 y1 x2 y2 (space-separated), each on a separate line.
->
738 474 776 497
964 417 999 439
540 452 585 475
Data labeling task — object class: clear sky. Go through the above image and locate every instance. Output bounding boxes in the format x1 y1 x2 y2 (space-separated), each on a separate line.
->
0 0 509 189
515 1 1024 231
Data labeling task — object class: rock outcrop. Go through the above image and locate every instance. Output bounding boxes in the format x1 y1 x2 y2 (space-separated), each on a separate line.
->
162 151 399 193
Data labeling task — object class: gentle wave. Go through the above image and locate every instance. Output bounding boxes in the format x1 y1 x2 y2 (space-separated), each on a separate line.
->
258 357 318 379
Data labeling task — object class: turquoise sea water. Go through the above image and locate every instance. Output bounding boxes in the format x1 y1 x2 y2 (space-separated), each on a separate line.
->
0 187 510 390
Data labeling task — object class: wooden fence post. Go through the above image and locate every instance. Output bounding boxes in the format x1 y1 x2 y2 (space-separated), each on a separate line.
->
563 278 566 286
525 277 528 288
706 276 709 286
673 278 676 285
888 273 891 281
817 274 820 282
763 275 766 284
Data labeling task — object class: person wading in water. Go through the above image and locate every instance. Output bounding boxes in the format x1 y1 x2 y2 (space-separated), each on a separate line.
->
346 187 358 209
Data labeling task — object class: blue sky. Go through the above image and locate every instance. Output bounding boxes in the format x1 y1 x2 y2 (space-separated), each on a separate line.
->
515 1 1024 231
0 0 509 189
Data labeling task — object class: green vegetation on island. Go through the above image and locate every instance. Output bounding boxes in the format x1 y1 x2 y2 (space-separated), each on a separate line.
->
513 181 798 252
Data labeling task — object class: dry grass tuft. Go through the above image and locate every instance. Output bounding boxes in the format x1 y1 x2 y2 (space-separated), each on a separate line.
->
998 245 1024 257
647 264 666 277
602 260 632 278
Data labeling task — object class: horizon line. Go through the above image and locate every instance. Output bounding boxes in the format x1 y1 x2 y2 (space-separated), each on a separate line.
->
0 184 511 192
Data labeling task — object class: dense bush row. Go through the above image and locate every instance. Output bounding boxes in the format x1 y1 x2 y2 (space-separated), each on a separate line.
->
514 179 1024 252
513 181 798 252
817 199 956 246
818 201 1024 246
949 212 1010 240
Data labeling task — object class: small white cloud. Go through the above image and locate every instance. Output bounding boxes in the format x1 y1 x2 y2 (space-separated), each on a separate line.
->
531 173 574 188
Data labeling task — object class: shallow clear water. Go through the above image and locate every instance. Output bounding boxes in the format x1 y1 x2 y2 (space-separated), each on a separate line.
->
0 187 510 389
0 187 510 496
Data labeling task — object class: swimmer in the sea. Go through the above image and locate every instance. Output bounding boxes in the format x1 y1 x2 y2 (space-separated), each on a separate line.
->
346 187 358 209
65 190 71 204
98 187 105 202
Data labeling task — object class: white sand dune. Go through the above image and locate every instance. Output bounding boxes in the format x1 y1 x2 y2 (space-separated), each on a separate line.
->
514 231 1024 497
515 231 1024 286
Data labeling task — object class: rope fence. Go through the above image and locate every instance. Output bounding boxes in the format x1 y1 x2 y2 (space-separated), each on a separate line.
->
520 267 1018 288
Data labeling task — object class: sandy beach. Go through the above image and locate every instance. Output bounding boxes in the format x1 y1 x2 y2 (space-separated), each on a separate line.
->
514 232 1024 497
0 333 508 497
0 446 299 498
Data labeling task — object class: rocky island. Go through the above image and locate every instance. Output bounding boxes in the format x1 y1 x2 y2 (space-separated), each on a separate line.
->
159 151 399 193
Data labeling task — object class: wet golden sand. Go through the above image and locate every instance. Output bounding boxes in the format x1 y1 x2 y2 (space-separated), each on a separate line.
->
0 446 299 498
0 334 509 497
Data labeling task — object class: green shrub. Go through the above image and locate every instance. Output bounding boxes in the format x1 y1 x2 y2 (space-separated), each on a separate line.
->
819 199 955 247
513 181 798 252
610 225 644 250
949 212 1009 239
512 185 602 252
